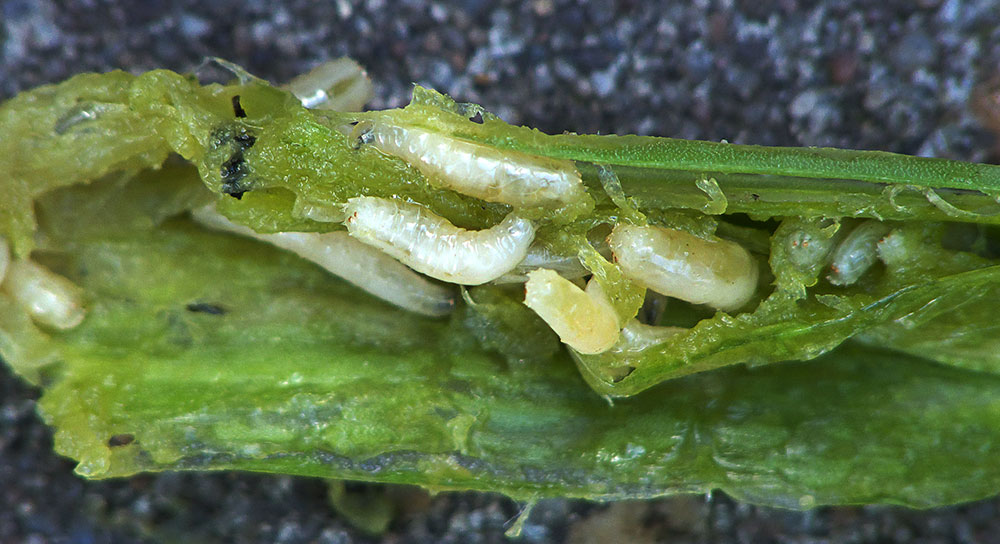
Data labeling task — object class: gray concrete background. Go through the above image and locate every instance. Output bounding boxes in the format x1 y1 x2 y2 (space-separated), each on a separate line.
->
3 0 1000 542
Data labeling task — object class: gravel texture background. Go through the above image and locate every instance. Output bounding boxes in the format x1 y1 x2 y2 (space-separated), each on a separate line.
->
3 0 1000 542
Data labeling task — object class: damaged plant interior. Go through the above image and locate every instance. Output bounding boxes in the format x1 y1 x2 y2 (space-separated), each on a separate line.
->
4 58 1000 510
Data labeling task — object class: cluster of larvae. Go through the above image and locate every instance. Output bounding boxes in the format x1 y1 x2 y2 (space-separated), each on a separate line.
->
184 61 752 356
0 61 893 355
197 85 762 355
784 218 897 287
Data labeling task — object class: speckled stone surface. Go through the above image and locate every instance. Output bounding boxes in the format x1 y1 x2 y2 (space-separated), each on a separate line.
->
3 1 1000 542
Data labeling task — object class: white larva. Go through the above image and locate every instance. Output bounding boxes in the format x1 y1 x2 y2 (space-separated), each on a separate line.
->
355 121 587 208
874 228 910 268
785 225 838 271
827 220 892 286
284 57 374 112
523 269 620 355
608 224 758 312
0 236 8 287
53 102 128 134
344 196 535 285
2 258 86 330
192 206 455 316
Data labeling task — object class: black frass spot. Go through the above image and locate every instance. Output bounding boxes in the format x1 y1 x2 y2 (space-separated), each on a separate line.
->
212 124 258 199
234 131 256 147
186 302 227 315
231 94 247 118
107 433 135 447
220 149 249 198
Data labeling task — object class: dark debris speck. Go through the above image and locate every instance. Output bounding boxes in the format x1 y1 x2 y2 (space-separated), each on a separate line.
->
107 433 135 447
185 303 227 315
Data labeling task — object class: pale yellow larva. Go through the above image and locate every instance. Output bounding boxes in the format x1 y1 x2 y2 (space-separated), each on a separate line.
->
357 121 587 209
343 196 535 285
2 258 86 330
608 224 758 312
523 270 620 355
192 206 456 317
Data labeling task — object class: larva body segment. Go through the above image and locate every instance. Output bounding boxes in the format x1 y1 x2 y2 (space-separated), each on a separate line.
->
192 206 456 317
284 57 374 112
362 122 587 208
494 228 614 284
828 220 892 286
615 319 686 354
493 244 589 284
344 196 535 285
608 224 758 312
2 259 86 330
523 269 620 355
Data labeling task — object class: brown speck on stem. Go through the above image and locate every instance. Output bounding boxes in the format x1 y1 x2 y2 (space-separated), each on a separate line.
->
108 433 135 447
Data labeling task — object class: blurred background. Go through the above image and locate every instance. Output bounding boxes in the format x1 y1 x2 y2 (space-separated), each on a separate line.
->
2 0 1000 542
